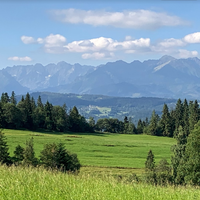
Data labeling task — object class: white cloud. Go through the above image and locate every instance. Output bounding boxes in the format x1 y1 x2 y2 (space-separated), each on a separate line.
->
82 52 114 60
183 32 200 44
50 9 188 30
21 36 35 44
21 34 67 53
20 32 200 60
157 38 185 48
8 56 32 62
177 49 198 58
64 37 150 53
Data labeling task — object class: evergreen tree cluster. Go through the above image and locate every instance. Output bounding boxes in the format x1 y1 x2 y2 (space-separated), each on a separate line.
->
0 129 80 172
142 99 200 137
0 92 93 133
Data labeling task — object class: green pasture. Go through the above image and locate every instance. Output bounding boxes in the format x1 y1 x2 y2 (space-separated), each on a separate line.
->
4 129 175 170
0 165 199 200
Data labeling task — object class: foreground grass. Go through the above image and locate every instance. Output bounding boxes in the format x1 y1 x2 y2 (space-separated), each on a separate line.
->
0 165 199 200
4 129 175 170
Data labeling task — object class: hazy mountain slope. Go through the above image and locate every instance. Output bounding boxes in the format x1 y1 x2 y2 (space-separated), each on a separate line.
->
2 56 200 99
0 70 28 94
4 62 94 90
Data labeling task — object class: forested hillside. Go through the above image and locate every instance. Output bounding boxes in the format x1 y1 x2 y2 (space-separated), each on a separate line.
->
16 92 177 123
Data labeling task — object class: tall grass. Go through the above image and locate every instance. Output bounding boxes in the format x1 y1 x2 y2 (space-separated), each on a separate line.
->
0 165 199 200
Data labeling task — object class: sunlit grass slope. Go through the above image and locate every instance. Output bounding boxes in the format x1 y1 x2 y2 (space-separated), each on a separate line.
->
0 165 199 200
4 129 175 169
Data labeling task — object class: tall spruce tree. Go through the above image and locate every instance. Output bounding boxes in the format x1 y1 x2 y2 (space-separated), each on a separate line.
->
10 91 17 105
189 100 200 131
174 99 184 137
171 125 188 184
0 130 10 164
182 99 190 137
160 104 173 137
148 110 159 136
145 149 157 184
23 137 37 166
182 121 200 185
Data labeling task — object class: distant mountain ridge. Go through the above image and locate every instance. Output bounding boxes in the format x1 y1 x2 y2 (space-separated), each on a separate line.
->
1 55 200 99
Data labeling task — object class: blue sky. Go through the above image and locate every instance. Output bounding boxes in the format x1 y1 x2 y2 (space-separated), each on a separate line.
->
0 0 200 69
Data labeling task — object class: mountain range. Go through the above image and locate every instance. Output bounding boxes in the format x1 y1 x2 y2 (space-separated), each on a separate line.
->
1 55 200 99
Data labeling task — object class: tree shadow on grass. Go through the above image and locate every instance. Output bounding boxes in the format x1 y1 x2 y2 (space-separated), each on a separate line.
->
29 129 108 137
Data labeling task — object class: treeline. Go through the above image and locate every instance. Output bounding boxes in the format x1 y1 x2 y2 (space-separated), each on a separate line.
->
1 92 200 138
0 92 93 132
95 98 200 137
142 98 199 137
0 130 81 172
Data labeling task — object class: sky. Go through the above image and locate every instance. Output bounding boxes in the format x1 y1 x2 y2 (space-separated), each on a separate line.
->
0 0 200 69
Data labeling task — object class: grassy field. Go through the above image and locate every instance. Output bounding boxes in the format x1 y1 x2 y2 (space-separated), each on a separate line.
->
0 165 199 200
4 129 175 172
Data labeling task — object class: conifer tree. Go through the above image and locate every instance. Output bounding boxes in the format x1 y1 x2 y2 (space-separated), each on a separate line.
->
24 93 33 129
44 101 54 130
13 145 24 164
171 126 188 184
182 99 190 137
148 110 159 136
137 119 144 134
160 104 173 137
0 130 10 164
145 149 157 184
182 121 200 185
10 91 17 105
0 93 10 104
189 100 199 131
174 99 183 135
23 137 37 166
145 149 155 171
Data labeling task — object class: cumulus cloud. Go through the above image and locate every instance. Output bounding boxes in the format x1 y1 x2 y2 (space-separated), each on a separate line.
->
64 37 150 53
157 38 185 48
183 32 200 44
177 49 198 58
20 31 200 60
82 52 114 60
8 56 32 62
21 34 67 53
50 9 188 30
21 36 35 44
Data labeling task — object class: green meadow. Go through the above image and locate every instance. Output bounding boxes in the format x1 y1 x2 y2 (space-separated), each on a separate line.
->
2 129 200 200
0 165 200 200
4 129 175 175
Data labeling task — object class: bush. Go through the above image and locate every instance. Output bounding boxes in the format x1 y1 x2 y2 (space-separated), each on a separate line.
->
40 142 81 173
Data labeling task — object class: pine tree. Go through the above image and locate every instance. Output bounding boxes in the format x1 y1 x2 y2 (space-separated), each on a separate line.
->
145 149 157 184
127 117 136 134
13 145 24 164
171 126 188 184
0 130 10 164
182 99 190 137
0 93 10 104
189 100 199 131
182 121 200 185
137 119 144 134
10 91 17 105
44 101 54 130
160 104 173 137
174 99 183 135
23 137 37 166
145 149 155 171
24 93 33 129
148 110 159 136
